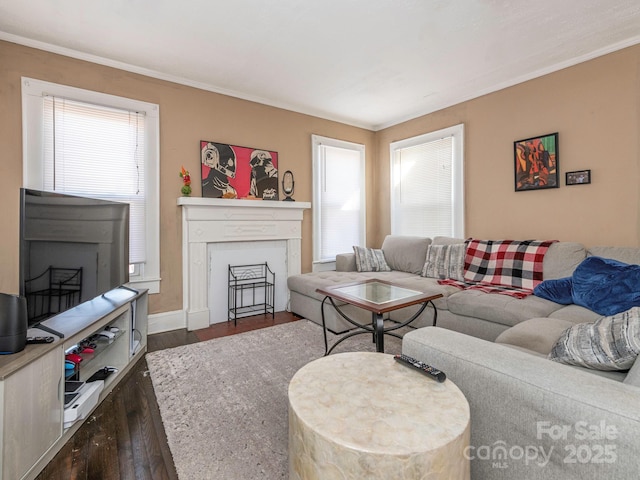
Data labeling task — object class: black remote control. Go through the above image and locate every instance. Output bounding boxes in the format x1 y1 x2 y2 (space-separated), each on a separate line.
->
26 336 55 344
394 354 446 383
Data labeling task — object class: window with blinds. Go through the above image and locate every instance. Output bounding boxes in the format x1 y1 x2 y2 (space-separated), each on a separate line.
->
390 124 464 238
312 135 366 270
43 97 147 263
21 78 160 293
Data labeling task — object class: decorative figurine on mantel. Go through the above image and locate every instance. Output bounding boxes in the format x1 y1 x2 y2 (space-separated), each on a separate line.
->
282 170 295 201
179 166 192 196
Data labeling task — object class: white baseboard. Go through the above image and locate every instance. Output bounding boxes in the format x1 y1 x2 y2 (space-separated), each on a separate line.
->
148 309 185 335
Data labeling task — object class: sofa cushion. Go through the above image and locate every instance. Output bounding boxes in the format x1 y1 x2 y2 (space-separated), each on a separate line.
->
496 318 577 355
353 246 391 272
390 276 461 310
381 235 431 274
446 289 565 327
542 242 586 279
533 277 574 304
336 252 357 272
571 256 640 316
549 307 640 371
421 243 465 280
548 304 602 323
588 246 640 265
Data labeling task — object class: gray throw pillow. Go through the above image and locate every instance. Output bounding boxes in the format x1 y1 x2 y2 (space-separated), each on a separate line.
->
549 307 640 371
380 236 431 274
421 243 466 280
353 246 391 272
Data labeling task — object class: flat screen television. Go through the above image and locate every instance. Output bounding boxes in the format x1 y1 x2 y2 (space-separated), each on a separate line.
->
19 188 130 329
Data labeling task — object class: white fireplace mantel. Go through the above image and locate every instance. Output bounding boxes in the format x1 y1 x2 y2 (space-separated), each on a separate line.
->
178 197 311 331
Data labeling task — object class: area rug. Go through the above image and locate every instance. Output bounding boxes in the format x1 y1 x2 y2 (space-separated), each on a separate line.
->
146 320 402 479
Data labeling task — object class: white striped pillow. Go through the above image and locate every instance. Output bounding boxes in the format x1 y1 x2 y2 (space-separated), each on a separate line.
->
549 307 640 370
421 244 466 280
353 246 391 272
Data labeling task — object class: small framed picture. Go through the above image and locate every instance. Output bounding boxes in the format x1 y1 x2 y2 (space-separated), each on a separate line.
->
566 170 591 186
514 132 559 192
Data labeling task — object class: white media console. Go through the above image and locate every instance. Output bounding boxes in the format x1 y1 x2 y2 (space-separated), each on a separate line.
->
0 287 148 480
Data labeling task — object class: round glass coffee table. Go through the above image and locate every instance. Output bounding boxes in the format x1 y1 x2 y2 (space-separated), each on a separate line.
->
288 352 470 479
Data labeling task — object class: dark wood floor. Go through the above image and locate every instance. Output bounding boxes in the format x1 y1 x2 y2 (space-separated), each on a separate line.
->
36 312 300 480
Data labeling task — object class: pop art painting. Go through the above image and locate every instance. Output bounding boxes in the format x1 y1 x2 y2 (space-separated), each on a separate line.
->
200 141 279 200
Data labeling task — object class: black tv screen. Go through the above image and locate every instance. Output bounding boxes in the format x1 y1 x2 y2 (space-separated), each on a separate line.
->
19 188 130 326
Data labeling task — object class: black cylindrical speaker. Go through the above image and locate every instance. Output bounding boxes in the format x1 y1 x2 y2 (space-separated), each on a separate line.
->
0 293 28 354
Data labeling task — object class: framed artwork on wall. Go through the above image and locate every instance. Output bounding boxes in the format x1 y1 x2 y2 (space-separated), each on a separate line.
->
200 141 279 200
514 132 559 192
566 169 591 185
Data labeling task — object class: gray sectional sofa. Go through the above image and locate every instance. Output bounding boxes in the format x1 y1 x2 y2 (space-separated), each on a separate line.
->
286 235 640 479
288 235 611 338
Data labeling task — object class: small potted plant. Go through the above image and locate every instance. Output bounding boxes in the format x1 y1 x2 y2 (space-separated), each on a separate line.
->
179 166 192 196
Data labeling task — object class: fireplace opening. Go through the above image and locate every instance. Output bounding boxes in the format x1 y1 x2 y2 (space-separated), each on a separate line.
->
208 240 288 325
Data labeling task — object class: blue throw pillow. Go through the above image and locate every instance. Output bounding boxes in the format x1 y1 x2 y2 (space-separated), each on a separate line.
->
533 277 574 304
571 256 640 316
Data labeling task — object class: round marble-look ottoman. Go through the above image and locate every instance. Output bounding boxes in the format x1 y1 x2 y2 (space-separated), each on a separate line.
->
288 352 470 480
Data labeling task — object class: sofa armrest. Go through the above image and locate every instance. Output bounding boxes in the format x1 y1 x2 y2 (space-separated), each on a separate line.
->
403 327 640 479
336 253 357 271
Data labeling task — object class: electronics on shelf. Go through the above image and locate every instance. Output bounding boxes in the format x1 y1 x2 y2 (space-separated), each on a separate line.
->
63 380 104 428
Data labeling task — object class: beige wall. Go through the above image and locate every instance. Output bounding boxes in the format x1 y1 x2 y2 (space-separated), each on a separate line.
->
375 45 640 248
2 39 639 317
0 40 375 314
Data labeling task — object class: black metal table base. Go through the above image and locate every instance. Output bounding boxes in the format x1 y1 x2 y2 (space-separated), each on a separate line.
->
320 296 438 355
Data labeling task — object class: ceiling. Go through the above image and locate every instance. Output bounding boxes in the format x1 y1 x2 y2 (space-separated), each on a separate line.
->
2 0 640 130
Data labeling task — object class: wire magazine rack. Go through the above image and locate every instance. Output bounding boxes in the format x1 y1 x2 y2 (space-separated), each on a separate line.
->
228 263 275 325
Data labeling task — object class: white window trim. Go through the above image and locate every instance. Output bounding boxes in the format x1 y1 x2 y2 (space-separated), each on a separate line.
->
390 124 465 238
21 77 161 293
311 134 366 271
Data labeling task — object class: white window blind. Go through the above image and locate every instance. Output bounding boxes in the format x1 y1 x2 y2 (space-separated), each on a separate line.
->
312 136 365 267
390 124 464 238
43 96 147 263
